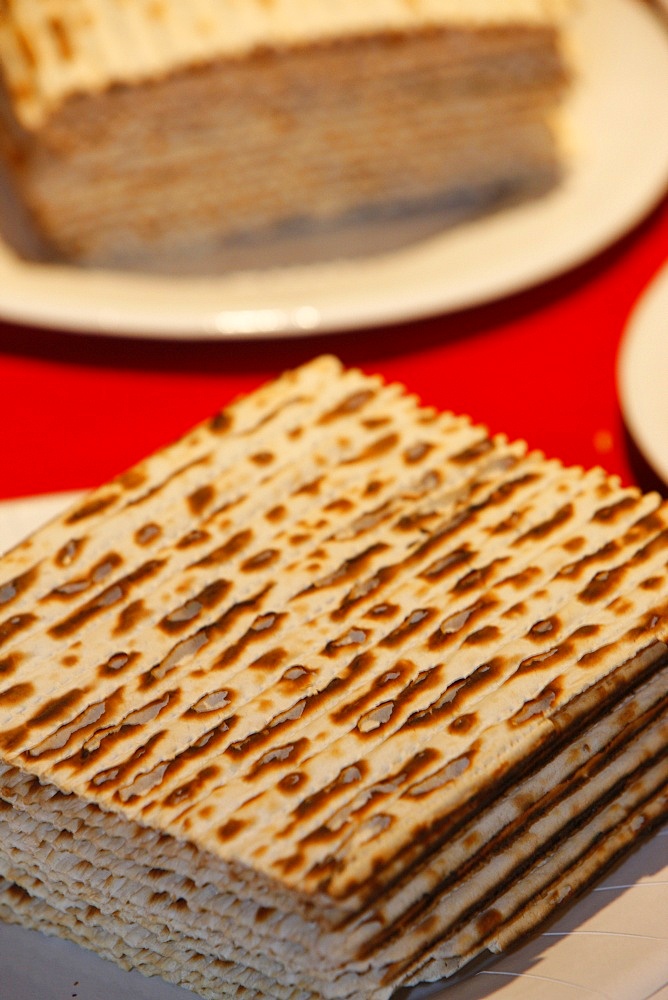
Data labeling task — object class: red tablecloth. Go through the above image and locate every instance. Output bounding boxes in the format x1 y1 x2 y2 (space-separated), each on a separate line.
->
0 192 667 505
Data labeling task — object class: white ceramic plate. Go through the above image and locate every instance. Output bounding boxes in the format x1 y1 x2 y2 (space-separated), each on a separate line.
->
0 0 667 339
617 261 668 487
0 492 667 999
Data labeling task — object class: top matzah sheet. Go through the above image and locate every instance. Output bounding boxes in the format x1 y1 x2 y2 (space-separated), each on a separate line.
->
0 355 666 998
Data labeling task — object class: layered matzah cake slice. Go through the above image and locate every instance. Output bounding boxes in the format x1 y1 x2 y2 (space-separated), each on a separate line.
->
0 0 573 273
0 356 666 999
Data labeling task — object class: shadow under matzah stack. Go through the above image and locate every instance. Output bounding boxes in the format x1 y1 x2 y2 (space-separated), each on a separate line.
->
0 355 666 999
0 0 573 273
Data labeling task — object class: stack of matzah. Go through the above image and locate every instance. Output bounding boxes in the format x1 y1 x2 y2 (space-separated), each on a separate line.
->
0 355 666 1000
0 0 573 273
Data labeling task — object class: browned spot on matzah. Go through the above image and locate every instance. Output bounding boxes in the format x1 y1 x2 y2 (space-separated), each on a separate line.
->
114 599 149 636
0 567 39 608
43 553 123 602
318 389 376 423
97 651 139 677
0 653 22 677
190 530 253 567
54 537 87 567
0 682 34 707
163 764 221 808
134 523 162 546
514 503 574 544
48 560 164 639
208 411 232 434
344 433 400 465
593 495 641 523
115 468 147 491
65 494 119 524
0 613 36 650
187 484 215 515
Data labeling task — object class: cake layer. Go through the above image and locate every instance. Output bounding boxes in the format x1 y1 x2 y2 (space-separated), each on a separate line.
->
0 1 573 271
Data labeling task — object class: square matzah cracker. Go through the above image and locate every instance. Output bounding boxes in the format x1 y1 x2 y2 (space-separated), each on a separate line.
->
0 356 666 999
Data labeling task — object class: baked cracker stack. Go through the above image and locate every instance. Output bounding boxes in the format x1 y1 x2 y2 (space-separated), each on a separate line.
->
0 0 573 273
0 355 666 999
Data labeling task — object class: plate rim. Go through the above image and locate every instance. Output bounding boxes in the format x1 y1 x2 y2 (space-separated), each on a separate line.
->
617 260 668 487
